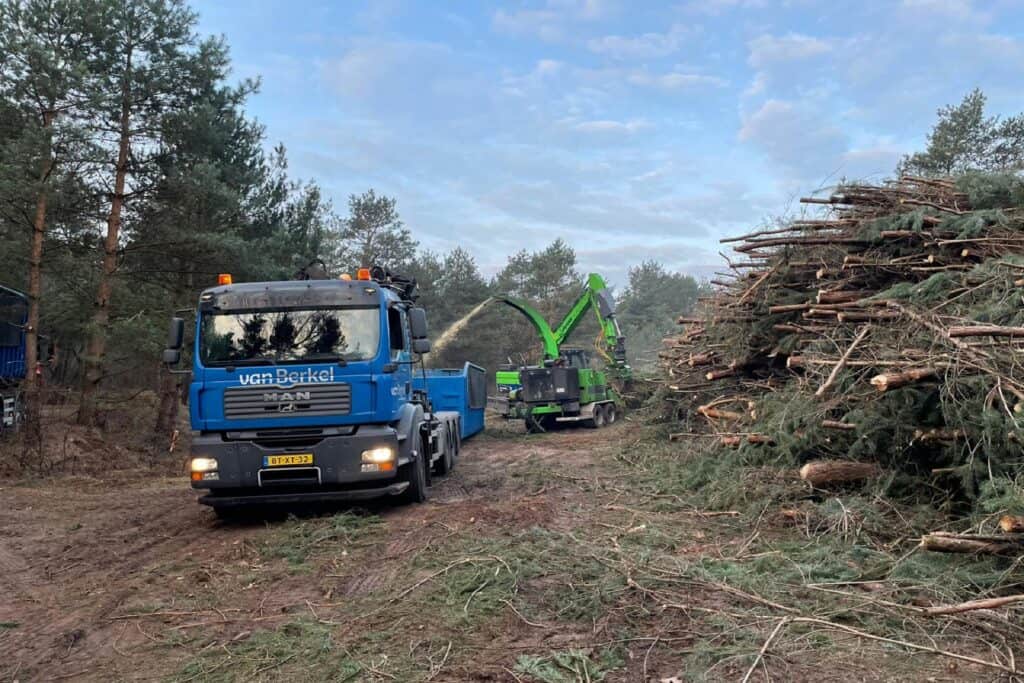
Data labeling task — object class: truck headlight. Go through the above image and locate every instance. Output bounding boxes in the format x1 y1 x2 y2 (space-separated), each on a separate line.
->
361 447 395 464
190 457 219 473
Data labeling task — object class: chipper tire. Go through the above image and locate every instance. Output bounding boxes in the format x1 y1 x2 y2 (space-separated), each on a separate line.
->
584 404 607 429
603 403 617 425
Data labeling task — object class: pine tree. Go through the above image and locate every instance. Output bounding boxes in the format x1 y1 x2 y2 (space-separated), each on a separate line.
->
900 89 1024 176
78 0 230 424
0 0 105 435
335 190 417 272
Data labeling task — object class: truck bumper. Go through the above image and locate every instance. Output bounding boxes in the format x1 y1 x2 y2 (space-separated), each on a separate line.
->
189 424 405 493
199 482 410 508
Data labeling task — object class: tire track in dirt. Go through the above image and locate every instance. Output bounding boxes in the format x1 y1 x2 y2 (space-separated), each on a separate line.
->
0 479 271 681
0 424 623 680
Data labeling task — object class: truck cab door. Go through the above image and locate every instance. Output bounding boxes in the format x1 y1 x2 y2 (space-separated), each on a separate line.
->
387 306 413 407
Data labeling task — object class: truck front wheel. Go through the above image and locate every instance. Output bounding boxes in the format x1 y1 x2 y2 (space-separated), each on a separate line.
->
399 438 429 504
213 506 246 522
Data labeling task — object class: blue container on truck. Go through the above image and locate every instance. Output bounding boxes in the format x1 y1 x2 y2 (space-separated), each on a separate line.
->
413 364 486 441
0 285 27 432
164 269 484 515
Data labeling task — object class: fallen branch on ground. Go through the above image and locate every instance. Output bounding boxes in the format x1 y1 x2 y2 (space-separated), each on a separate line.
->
920 531 1024 556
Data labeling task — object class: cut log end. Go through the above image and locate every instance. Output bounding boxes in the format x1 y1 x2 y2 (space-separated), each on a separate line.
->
870 367 938 392
799 460 880 487
999 515 1024 534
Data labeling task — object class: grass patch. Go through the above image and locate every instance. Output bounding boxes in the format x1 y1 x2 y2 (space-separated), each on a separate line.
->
596 427 1024 676
403 526 630 629
173 619 363 682
515 646 625 683
260 511 384 567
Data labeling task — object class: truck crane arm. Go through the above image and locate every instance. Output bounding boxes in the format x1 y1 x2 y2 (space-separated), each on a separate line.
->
552 273 630 379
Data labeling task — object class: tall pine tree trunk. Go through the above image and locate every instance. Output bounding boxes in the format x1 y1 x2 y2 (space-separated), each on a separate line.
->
155 265 187 441
23 110 54 445
78 77 131 426
154 365 180 439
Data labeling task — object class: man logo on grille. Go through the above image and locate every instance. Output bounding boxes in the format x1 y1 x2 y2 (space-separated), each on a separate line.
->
263 390 310 413
262 391 312 402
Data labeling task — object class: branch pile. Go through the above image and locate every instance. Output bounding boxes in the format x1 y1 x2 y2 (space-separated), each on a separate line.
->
661 173 1024 507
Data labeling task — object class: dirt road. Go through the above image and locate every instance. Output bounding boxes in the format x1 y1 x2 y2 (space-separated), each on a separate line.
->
0 423 999 682
0 424 631 681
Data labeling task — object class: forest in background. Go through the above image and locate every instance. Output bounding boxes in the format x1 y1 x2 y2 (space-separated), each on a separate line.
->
0 0 704 448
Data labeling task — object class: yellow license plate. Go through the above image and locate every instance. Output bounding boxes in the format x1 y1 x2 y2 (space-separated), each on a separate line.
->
264 454 313 467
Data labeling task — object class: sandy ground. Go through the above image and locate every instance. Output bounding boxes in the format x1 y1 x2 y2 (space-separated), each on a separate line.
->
0 421 1003 682
0 423 631 681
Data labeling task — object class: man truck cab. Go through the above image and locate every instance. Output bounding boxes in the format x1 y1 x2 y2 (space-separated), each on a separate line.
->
165 269 484 516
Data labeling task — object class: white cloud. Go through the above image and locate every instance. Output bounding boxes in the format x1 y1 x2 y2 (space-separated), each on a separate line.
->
679 0 768 15
549 0 616 19
586 24 692 59
492 7 565 42
492 0 612 42
535 59 564 76
840 143 905 179
900 0 983 21
627 69 727 90
748 33 832 68
572 119 652 134
323 40 453 99
739 99 848 180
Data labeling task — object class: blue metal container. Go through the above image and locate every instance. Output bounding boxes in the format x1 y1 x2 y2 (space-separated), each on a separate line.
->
414 363 486 440
0 285 27 383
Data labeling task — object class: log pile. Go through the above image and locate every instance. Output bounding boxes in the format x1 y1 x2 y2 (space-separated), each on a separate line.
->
660 174 1024 508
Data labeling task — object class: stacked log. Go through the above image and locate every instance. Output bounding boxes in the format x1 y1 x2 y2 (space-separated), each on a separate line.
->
660 175 1024 509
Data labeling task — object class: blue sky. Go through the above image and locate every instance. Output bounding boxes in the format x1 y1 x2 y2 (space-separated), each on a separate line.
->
194 0 1024 287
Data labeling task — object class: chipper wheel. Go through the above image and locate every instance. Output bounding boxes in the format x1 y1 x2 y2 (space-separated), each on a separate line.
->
585 404 607 429
603 403 618 425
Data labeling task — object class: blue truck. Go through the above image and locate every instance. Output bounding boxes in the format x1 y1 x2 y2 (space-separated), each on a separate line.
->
163 267 485 516
0 285 27 433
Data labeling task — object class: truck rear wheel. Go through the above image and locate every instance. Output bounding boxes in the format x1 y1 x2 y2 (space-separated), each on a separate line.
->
603 403 617 425
433 428 453 477
399 437 429 504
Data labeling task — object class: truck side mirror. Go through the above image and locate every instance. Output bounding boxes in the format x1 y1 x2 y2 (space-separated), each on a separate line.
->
164 317 185 366
167 317 185 350
412 338 431 355
409 307 428 340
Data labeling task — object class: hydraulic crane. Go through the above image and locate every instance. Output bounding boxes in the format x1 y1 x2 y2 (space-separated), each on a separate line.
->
492 273 631 432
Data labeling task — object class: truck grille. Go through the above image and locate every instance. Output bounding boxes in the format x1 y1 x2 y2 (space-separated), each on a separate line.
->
223 383 351 420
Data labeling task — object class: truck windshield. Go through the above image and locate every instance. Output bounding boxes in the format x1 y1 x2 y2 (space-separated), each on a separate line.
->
200 307 380 366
